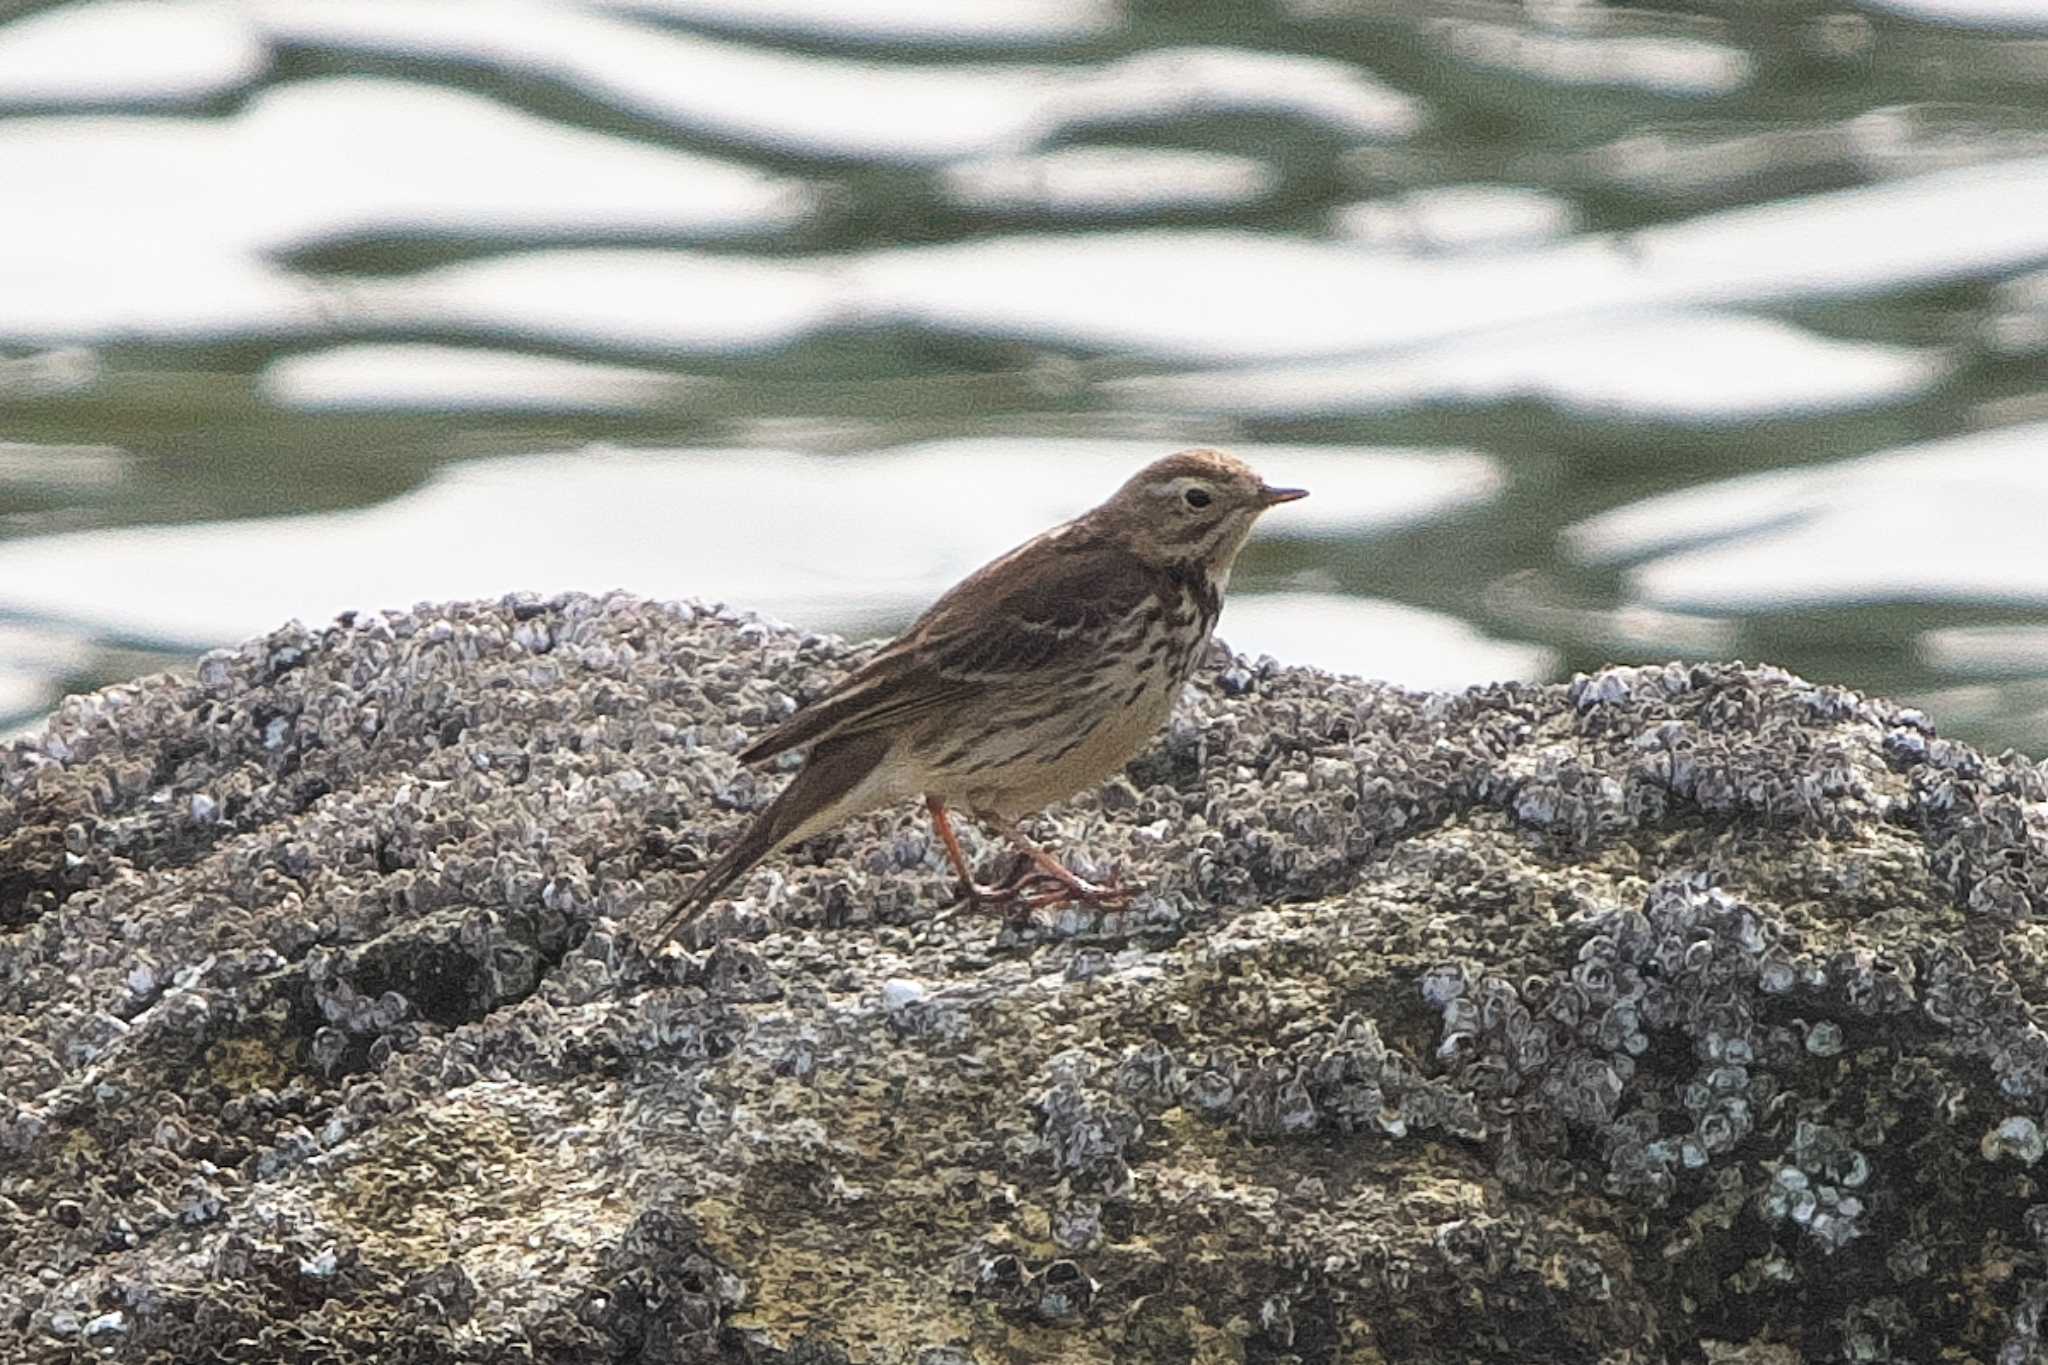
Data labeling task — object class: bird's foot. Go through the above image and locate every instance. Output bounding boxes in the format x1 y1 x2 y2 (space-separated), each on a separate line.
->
946 874 1035 913
1054 861 1132 904
943 849 1041 909
953 863 1134 917
1017 873 1135 913
928 804 1137 923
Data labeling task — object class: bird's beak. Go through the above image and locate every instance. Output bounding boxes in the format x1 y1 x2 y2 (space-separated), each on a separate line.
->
1258 484 1308 507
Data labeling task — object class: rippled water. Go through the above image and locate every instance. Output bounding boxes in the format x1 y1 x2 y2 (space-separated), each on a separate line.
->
3 0 2047 751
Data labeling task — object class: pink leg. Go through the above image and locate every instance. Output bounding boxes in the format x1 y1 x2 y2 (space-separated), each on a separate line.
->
978 814 1135 910
929 797 1046 912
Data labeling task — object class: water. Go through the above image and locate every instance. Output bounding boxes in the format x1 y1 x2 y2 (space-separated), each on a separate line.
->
3 0 2047 751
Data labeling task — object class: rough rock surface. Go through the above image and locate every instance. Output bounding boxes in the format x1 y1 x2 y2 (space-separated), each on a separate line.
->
5 591 2048 1363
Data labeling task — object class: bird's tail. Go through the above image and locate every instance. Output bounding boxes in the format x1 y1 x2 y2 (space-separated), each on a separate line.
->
653 730 891 945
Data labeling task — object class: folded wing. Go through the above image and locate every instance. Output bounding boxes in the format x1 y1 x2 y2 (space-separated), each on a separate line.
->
738 528 1151 765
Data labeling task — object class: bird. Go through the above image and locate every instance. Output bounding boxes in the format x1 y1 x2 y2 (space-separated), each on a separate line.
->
652 447 1306 943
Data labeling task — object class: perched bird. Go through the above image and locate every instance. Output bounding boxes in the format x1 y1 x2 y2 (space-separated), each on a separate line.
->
653 447 1306 942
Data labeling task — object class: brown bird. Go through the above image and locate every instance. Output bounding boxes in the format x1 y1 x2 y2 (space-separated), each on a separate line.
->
653 447 1306 942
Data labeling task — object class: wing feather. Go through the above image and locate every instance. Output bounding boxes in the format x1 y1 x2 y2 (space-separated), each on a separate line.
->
737 525 1154 765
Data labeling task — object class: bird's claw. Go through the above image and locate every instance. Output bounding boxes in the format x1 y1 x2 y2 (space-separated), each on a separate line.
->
950 865 1135 919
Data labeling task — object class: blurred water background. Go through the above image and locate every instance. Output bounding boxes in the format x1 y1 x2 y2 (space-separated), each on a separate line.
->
2 0 2047 751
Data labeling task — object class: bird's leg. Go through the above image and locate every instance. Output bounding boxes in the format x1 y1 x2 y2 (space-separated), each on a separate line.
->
927 796 984 907
978 814 1135 909
928 797 1033 910
982 848 1043 896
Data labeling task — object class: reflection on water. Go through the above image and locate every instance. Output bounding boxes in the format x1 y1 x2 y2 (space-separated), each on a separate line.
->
1 0 2046 752
0 438 1501 639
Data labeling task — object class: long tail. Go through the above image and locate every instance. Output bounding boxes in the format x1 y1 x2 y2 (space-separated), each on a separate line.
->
653 730 891 944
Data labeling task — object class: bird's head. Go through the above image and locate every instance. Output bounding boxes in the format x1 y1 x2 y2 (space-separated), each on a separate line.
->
1096 447 1307 578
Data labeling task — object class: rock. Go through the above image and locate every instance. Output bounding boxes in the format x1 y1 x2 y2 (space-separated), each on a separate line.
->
2 595 2047 1362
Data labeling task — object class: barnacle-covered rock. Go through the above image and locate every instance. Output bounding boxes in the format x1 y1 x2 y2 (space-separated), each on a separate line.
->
5 594 2048 1362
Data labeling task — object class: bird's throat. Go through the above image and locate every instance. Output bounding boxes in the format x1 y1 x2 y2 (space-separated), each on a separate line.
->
1163 559 1226 621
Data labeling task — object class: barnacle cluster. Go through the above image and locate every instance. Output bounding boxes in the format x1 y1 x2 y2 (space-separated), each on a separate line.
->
5 599 2048 1361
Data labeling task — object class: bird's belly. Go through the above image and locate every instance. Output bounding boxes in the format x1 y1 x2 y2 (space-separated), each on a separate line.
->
926 668 1186 819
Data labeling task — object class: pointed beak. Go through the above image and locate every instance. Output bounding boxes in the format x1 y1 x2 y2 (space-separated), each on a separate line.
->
1258 484 1308 507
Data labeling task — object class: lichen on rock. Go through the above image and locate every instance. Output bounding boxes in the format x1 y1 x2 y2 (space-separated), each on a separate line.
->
5 594 2048 1362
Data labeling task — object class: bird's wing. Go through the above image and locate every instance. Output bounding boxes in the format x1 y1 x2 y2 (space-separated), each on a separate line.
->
737 528 1154 765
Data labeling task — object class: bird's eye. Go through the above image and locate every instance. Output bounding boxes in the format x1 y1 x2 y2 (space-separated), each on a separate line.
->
1183 487 1213 510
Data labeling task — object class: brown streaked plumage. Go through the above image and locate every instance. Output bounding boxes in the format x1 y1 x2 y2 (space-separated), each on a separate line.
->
652 447 1306 942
